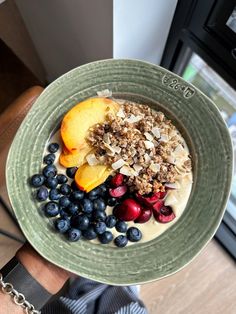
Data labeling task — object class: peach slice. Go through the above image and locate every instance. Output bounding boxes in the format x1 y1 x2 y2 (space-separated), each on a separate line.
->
61 97 119 153
59 145 93 168
75 163 112 192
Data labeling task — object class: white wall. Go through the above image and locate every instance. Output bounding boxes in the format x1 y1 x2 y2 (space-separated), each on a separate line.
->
113 0 177 64
15 0 177 82
15 0 113 81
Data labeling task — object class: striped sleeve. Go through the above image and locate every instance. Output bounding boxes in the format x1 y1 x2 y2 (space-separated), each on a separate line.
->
42 277 147 314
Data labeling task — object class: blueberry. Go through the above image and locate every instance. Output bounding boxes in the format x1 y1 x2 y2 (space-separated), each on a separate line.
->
81 199 93 214
107 197 117 207
54 218 70 233
67 228 81 242
88 187 100 200
44 202 59 217
57 174 68 184
49 188 61 201
59 209 70 219
48 143 59 153
67 203 79 215
114 235 128 247
115 221 127 233
45 177 58 189
59 196 71 208
99 231 113 244
94 221 106 235
43 165 57 178
71 214 90 230
82 226 97 240
99 184 107 196
126 227 142 242
71 190 84 201
60 184 72 195
36 186 48 201
66 167 77 178
30 174 45 187
93 198 106 211
105 215 117 228
31 174 45 188
43 153 56 165
70 181 78 191
93 210 107 222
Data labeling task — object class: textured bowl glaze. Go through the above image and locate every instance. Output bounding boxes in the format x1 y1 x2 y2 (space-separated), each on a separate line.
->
6 59 233 285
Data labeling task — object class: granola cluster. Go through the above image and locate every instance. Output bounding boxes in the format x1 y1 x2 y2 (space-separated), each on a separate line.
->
86 100 192 195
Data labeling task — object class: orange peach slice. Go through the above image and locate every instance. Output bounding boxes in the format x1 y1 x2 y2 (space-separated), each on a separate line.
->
61 97 119 153
59 145 93 168
75 163 112 192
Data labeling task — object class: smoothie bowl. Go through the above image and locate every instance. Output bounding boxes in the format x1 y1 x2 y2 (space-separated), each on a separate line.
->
6 59 233 285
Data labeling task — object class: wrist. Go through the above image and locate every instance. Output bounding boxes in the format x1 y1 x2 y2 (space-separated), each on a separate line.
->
16 244 70 294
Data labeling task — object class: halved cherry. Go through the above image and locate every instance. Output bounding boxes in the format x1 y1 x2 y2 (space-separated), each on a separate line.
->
134 208 152 223
152 200 165 212
135 191 166 207
153 205 176 223
111 174 124 187
113 198 141 221
109 185 127 198
157 191 167 199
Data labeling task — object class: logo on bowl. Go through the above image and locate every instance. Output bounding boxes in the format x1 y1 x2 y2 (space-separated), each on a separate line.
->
162 74 195 99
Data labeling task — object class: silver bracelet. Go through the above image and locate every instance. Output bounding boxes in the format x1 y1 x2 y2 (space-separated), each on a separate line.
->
0 272 41 314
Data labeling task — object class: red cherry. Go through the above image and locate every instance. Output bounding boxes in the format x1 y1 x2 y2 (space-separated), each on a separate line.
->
111 173 124 187
113 199 141 221
156 191 167 199
152 200 164 212
109 185 127 198
135 191 166 208
153 205 176 223
134 208 152 223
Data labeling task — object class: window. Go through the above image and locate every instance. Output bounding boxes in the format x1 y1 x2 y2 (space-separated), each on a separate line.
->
161 0 236 258
182 52 236 223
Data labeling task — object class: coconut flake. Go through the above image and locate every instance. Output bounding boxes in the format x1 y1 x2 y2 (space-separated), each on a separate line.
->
104 143 115 156
125 114 143 123
133 164 143 173
98 155 105 163
144 132 154 141
166 155 176 164
149 163 160 173
173 144 187 157
86 154 99 166
103 133 111 144
151 127 161 139
165 182 180 189
164 193 178 206
114 98 126 105
159 134 169 142
174 165 186 174
112 146 122 154
112 159 126 170
117 108 126 118
144 153 151 163
144 140 154 149
153 140 159 147
96 89 112 97
120 165 138 177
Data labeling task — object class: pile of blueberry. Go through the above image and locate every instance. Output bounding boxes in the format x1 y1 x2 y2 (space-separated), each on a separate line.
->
30 143 142 247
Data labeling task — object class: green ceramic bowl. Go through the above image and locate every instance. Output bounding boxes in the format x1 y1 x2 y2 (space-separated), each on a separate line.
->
6 59 233 285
